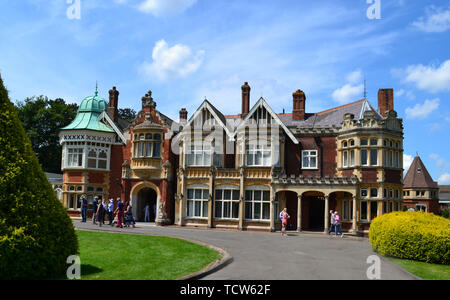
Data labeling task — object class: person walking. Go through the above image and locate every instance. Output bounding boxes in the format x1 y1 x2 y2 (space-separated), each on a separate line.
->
96 199 106 227
279 208 290 237
92 196 99 225
81 195 88 222
124 201 136 228
144 202 151 223
108 199 114 225
334 211 344 238
101 198 107 224
114 197 124 228
328 210 335 235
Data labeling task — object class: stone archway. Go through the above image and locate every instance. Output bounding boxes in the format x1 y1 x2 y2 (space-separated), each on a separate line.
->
301 191 326 231
130 182 161 223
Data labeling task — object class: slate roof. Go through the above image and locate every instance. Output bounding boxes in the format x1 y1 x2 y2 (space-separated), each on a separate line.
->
404 156 438 189
277 99 381 129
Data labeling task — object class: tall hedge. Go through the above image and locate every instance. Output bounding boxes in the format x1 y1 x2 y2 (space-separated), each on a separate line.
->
0 75 78 279
369 211 450 265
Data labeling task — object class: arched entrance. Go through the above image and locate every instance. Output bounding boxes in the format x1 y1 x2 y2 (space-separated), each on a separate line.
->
136 188 157 222
301 191 328 231
284 191 298 231
130 182 161 223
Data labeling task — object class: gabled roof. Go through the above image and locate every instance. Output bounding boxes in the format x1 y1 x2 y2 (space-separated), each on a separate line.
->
98 111 127 144
236 97 299 144
404 156 438 189
183 99 234 139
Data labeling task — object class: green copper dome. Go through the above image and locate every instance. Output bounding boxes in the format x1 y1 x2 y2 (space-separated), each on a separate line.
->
78 94 108 113
61 85 114 133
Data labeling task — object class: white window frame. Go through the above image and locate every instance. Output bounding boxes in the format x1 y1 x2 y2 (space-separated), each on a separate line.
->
67 148 84 168
186 144 212 167
361 149 368 166
214 188 240 220
246 142 271 167
244 189 271 221
186 188 209 219
302 150 318 169
343 151 348 168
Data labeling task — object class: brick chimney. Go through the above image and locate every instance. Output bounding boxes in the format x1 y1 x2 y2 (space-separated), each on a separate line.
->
108 86 119 122
241 82 250 119
292 90 306 121
378 89 394 118
179 108 188 124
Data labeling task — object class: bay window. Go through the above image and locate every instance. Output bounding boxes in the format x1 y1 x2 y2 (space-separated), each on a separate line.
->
245 189 270 220
186 188 209 218
361 149 368 166
343 151 348 168
370 149 378 166
67 148 83 167
134 133 162 159
215 189 240 219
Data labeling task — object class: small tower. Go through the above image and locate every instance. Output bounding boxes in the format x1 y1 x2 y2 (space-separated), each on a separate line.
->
403 155 440 214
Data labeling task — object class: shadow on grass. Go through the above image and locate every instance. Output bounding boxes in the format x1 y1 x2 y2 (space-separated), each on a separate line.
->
51 264 103 280
81 264 103 277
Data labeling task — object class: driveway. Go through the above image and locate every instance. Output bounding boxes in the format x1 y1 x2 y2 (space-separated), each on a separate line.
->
73 221 417 280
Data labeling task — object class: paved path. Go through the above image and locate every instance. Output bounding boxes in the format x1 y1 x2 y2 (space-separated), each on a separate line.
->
74 220 417 280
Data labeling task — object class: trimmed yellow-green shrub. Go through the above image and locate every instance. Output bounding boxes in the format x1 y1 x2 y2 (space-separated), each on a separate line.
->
369 211 450 265
0 75 78 279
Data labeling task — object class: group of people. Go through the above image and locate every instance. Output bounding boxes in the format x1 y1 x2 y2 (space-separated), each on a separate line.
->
279 208 345 238
80 196 136 229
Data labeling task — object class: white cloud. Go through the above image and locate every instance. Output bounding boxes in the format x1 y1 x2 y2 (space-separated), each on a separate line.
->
395 89 405 97
403 60 450 93
140 39 204 81
332 83 364 104
138 0 197 17
346 69 363 84
403 154 414 174
412 6 450 33
405 98 439 119
438 173 450 184
332 70 364 104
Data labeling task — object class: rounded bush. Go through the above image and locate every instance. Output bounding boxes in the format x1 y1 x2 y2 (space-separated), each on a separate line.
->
369 211 450 265
0 76 78 279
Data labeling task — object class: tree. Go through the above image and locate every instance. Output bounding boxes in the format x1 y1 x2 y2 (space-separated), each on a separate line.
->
15 96 78 173
118 108 137 122
0 75 78 279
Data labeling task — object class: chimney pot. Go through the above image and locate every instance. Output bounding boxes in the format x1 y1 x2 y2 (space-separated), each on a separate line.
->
378 89 394 118
292 89 306 121
241 82 251 119
108 86 119 122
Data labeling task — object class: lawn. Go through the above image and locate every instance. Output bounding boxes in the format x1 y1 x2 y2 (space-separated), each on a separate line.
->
73 230 221 280
388 257 450 280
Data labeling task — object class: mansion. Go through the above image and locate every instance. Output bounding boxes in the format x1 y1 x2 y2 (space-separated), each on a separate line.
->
59 82 404 235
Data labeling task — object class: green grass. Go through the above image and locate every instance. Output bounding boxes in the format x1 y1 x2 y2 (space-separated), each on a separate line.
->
73 230 221 280
388 257 450 280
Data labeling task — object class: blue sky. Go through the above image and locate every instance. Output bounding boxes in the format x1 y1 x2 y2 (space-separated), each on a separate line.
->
0 0 449 183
